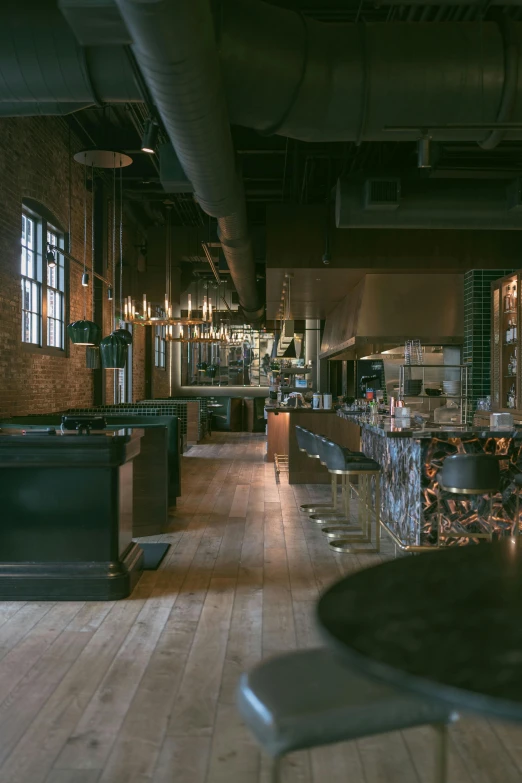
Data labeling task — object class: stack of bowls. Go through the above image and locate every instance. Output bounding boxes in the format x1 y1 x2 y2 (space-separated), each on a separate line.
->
442 380 461 397
404 379 423 397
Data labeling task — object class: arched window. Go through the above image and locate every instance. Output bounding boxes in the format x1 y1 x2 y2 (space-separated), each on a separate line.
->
21 200 67 352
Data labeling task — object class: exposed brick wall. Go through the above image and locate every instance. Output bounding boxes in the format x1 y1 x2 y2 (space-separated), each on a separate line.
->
152 341 171 398
0 116 147 416
132 326 146 402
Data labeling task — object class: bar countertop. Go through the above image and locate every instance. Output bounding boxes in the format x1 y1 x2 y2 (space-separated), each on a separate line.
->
336 411 522 439
266 406 337 414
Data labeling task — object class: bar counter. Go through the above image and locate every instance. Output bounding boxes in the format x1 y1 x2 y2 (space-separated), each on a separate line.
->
0 428 144 599
266 406 361 483
348 415 522 549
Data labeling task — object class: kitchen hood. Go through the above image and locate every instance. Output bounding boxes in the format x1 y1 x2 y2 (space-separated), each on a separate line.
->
320 274 463 360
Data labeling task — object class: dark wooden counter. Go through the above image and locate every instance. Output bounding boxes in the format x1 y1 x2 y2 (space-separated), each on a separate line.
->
0 428 144 600
266 408 361 483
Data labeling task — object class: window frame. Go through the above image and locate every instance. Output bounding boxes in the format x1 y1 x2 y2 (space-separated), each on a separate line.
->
21 205 69 357
155 324 166 369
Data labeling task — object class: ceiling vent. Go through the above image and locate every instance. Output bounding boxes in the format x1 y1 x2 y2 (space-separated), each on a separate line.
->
364 178 401 210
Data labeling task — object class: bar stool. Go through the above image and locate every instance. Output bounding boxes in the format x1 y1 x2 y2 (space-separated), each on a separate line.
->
237 648 455 783
437 454 500 544
295 427 339 514
316 440 382 554
308 435 364 526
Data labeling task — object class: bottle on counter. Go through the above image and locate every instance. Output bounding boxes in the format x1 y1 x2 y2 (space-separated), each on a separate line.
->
505 285 513 312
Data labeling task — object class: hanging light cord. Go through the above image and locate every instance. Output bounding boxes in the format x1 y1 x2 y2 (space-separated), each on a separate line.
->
112 154 116 330
91 163 95 320
83 154 88 320
119 162 123 327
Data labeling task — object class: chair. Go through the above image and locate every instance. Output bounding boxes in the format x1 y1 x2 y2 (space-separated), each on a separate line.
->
309 438 382 554
295 427 339 514
237 648 455 783
438 454 500 544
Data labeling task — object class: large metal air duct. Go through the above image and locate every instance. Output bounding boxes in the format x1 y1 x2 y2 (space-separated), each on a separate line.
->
215 0 522 143
0 2 139 112
335 176 522 229
113 0 262 322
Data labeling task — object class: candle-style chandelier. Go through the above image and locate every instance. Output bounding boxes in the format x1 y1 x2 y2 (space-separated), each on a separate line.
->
124 205 211 329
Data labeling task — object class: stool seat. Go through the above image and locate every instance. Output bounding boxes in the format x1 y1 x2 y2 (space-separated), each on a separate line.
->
237 648 453 759
439 454 500 495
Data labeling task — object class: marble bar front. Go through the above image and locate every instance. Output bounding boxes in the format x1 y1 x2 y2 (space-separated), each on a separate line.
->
338 413 522 548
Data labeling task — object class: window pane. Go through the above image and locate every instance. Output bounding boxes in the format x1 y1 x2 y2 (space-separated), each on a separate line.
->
47 263 56 288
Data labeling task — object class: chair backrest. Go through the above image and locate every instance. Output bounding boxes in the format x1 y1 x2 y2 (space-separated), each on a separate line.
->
315 435 332 466
295 426 307 453
300 428 319 458
320 439 347 471
439 454 500 494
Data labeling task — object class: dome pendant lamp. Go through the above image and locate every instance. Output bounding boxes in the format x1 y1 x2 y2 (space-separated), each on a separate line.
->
101 156 131 370
68 155 100 346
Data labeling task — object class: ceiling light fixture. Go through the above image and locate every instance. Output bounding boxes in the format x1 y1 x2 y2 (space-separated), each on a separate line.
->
141 118 159 154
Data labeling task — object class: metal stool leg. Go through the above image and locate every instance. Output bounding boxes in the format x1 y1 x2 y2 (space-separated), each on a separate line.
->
321 473 369 538
329 470 382 554
300 473 338 514
310 474 354 524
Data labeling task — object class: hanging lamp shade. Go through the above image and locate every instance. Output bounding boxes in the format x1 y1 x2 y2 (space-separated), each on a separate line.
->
99 333 128 369
86 346 100 369
111 327 133 345
67 320 101 346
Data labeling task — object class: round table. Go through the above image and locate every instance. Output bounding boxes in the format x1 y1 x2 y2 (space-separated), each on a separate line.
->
317 539 522 722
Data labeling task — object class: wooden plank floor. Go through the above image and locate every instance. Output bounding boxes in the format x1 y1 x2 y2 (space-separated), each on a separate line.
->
0 432 519 782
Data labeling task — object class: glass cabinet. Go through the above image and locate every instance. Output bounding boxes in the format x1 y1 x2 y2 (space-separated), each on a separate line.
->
492 272 520 411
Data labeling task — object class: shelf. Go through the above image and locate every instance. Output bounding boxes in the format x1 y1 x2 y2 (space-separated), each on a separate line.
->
277 367 311 375
503 343 518 347
504 309 518 315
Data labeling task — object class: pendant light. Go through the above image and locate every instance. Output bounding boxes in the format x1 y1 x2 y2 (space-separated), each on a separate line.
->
100 156 129 370
112 163 133 346
67 154 101 346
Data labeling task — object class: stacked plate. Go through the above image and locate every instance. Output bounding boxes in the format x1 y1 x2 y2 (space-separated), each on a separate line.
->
442 380 461 397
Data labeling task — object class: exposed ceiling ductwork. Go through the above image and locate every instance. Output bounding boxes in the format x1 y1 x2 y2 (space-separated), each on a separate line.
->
215 0 522 143
1 0 522 320
335 176 522 229
112 0 263 322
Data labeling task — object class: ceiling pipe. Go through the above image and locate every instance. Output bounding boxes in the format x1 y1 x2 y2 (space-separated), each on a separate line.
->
113 0 263 323
215 0 522 143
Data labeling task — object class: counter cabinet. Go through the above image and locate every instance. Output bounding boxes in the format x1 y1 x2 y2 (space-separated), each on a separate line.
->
266 408 361 483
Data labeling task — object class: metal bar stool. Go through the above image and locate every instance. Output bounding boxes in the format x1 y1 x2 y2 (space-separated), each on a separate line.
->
316 439 382 554
237 648 456 783
308 435 365 526
295 427 340 514
438 454 500 545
